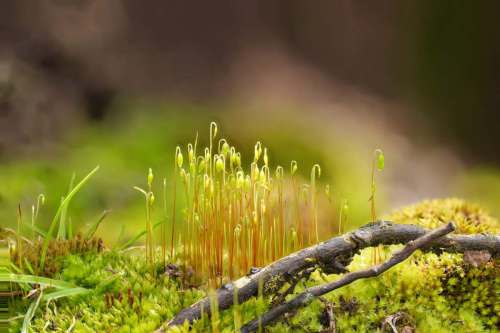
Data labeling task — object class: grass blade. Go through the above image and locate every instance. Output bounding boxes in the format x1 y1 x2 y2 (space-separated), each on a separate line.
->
42 287 90 302
68 217 73 239
116 224 126 245
23 259 35 275
58 173 76 240
18 287 87 332
40 166 100 271
85 210 110 240
0 273 77 289
21 289 43 333
8 263 22 274
117 219 164 250
22 222 47 238
57 196 66 240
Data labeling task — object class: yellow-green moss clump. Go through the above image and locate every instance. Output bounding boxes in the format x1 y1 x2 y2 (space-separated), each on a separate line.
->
388 198 499 330
9 234 104 277
9 199 499 332
9 249 205 333
284 198 498 332
389 198 498 234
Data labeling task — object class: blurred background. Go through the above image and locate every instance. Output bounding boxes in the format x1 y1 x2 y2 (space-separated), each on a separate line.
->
1 1 499 242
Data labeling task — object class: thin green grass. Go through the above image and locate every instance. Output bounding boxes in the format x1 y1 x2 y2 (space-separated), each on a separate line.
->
84 210 110 240
117 219 165 250
3 274 89 332
39 165 100 271
23 222 47 238
21 289 43 333
0 274 79 289
42 287 90 302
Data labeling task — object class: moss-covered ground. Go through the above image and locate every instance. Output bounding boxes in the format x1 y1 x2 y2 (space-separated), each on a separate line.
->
5 198 498 332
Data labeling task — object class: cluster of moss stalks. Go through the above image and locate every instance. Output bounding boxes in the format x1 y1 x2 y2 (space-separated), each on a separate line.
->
6 198 498 332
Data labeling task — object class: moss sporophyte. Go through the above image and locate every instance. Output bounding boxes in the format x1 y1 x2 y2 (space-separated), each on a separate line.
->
370 149 385 264
150 123 351 287
4 122 498 333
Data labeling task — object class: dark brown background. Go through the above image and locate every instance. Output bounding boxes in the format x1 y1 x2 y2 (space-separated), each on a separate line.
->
1 1 499 163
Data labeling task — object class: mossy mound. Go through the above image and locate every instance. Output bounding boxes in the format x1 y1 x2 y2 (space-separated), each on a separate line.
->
303 249 498 333
9 247 273 333
9 234 104 277
389 198 498 234
8 198 499 332
275 198 499 332
9 249 204 333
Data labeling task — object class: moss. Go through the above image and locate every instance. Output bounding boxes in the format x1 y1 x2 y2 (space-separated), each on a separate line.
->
388 198 498 234
10 249 204 333
10 234 104 277
9 198 499 332
389 198 499 330
264 198 499 332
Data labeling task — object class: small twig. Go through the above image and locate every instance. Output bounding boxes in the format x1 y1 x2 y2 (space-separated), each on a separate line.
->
240 222 455 332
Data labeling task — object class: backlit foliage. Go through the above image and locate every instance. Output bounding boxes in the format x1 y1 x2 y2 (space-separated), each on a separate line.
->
161 123 337 286
5 122 497 332
17 199 497 332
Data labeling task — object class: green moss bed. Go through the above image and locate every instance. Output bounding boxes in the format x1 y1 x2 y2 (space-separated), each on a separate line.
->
6 199 499 332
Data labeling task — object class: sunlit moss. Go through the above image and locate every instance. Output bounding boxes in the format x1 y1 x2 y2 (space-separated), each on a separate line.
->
10 249 204 333
162 122 340 286
9 234 103 277
388 198 498 234
263 198 499 332
9 198 498 332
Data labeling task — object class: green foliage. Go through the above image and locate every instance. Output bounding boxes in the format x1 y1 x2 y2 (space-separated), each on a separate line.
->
2 272 89 332
9 234 104 277
9 249 204 333
3 110 498 332
309 249 497 333
0 104 373 248
20 289 43 333
7 198 498 332
40 166 100 271
389 198 498 234
260 198 499 332
0 274 77 289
